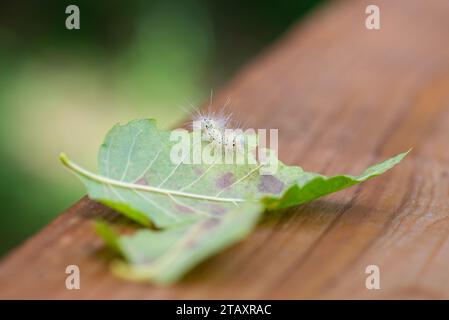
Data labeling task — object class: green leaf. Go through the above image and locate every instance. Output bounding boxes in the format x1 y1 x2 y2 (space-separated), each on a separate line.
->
261 150 410 210
60 119 272 228
60 119 409 283
96 201 262 284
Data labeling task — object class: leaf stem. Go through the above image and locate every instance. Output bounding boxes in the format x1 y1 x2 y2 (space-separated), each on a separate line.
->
60 153 246 204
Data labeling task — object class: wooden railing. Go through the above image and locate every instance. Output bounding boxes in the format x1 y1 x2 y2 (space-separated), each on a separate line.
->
1 0 449 299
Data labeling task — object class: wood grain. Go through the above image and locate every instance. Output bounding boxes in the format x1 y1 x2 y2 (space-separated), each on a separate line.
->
1 0 449 299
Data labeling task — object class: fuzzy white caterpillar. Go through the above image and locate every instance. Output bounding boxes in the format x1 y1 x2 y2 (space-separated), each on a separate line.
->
195 114 240 150
181 93 246 154
192 110 244 153
178 97 277 171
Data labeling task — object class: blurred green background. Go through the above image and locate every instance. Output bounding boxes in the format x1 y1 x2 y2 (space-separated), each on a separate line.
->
0 0 323 256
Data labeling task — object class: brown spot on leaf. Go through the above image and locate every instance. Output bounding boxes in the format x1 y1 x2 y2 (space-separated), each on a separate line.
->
258 175 285 194
186 239 197 249
208 204 228 216
216 172 234 189
175 205 194 214
135 178 148 185
202 218 221 230
193 167 205 176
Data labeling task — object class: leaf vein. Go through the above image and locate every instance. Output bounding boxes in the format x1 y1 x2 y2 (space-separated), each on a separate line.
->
120 129 144 181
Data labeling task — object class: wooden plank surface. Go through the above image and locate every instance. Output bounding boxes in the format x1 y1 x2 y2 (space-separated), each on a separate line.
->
1 0 449 299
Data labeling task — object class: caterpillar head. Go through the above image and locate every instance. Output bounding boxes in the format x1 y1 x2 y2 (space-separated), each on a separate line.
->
199 116 227 131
